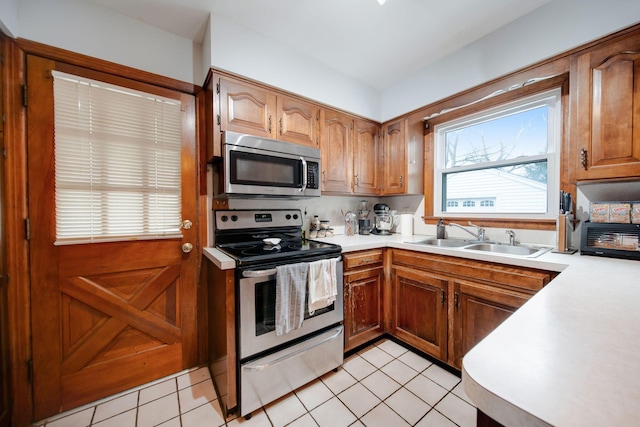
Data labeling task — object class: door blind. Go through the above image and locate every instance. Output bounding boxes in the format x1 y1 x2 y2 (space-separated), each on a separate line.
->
53 71 183 244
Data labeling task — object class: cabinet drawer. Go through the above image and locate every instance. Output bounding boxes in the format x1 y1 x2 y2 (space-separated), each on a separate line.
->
344 250 384 270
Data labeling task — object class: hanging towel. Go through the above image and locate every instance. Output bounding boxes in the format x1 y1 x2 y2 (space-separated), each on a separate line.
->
275 262 309 336
308 257 339 314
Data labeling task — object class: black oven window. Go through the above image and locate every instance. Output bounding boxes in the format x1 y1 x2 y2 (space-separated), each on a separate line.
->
254 278 334 337
231 151 301 187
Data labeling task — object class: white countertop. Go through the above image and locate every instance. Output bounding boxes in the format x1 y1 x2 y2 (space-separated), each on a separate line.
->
203 233 640 426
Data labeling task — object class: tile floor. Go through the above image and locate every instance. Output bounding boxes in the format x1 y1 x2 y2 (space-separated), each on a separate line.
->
34 339 476 427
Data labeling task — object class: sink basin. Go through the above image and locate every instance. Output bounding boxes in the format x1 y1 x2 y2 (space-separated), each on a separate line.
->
464 243 548 257
413 238 470 248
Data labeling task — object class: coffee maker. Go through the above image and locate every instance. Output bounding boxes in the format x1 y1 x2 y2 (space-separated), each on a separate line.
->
372 203 395 235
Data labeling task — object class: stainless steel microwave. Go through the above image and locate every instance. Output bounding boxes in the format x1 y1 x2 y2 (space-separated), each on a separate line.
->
221 131 321 197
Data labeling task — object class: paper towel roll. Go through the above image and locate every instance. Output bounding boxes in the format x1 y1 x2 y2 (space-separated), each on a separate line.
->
399 214 413 236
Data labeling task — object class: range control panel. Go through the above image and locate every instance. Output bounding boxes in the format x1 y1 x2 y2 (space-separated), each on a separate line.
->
215 209 303 230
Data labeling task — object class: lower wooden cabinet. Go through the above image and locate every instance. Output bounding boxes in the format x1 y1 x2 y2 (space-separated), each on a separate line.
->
451 279 530 369
343 250 384 351
390 266 447 361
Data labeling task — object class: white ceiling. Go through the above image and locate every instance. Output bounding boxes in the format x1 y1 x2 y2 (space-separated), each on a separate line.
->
84 0 552 90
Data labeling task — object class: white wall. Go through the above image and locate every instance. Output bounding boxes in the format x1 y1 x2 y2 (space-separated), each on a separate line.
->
17 0 197 84
381 0 640 121
208 15 381 121
0 0 18 37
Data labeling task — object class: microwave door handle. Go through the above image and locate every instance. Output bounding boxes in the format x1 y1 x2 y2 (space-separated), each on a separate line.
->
300 157 307 192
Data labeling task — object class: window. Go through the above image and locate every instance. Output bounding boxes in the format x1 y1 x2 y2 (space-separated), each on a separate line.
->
53 71 183 244
434 88 561 220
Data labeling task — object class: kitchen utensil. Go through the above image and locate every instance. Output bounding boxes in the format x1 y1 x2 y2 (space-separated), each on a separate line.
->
345 211 358 236
263 238 281 246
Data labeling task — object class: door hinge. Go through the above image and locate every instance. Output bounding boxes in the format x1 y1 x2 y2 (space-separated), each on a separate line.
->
216 82 220 94
26 359 33 384
22 85 28 107
25 218 30 241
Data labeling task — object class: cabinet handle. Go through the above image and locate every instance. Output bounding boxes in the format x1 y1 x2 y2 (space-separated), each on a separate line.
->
355 175 359 186
268 115 272 133
399 175 403 187
580 148 588 170
322 170 326 184
279 117 283 135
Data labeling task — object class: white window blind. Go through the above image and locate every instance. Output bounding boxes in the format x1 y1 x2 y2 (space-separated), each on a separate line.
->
53 71 183 245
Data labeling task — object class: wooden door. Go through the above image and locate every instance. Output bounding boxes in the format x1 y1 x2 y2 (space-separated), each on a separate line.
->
320 110 353 193
277 95 319 147
452 279 529 369
0 48 9 425
27 56 199 419
344 267 384 351
353 120 380 195
382 119 407 195
571 31 640 180
219 77 276 139
391 266 447 361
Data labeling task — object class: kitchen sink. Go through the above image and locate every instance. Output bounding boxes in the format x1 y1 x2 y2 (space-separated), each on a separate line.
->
464 243 549 257
412 238 471 248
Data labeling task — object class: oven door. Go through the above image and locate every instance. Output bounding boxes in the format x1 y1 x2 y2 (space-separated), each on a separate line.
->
238 258 343 360
224 144 320 197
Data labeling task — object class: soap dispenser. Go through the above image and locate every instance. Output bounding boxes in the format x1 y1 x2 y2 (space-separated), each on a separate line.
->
436 218 446 239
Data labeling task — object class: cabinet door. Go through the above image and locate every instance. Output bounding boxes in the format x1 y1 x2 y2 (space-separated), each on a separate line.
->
219 78 276 139
354 120 380 195
452 279 529 370
382 118 407 195
277 96 319 147
391 266 447 361
344 267 384 351
571 33 640 180
320 110 353 193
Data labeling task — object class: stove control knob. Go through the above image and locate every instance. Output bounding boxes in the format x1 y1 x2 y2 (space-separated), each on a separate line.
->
286 214 292 220
231 215 239 222
293 214 299 220
220 215 228 222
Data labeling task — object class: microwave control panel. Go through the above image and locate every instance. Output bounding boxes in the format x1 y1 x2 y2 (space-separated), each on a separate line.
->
307 161 320 189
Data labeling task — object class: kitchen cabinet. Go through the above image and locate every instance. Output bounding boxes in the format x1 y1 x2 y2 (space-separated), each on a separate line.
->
381 118 407 194
390 250 555 370
320 110 353 193
343 250 385 351
353 120 381 195
390 265 447 361
206 74 320 159
570 29 640 181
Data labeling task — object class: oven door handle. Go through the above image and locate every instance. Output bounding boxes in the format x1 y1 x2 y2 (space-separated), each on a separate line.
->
243 327 343 372
242 268 277 278
299 156 307 192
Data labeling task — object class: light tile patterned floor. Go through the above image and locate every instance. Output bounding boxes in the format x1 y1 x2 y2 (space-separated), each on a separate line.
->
34 339 476 427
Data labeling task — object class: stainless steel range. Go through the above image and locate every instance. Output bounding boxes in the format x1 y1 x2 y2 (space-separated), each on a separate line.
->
214 209 344 418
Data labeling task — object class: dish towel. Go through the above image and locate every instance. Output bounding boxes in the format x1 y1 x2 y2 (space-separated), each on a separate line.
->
275 262 309 336
308 257 339 314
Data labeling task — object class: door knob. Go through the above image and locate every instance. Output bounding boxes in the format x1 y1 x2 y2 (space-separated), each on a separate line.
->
182 243 193 253
181 220 193 229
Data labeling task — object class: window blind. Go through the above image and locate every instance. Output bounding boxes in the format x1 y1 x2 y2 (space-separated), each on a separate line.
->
53 71 183 245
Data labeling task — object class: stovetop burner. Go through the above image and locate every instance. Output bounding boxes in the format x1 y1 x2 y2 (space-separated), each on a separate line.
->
214 209 342 266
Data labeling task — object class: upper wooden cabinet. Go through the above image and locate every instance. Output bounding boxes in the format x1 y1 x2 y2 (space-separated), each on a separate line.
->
353 120 381 195
570 30 640 181
277 95 319 148
320 110 353 193
382 118 407 195
206 74 321 159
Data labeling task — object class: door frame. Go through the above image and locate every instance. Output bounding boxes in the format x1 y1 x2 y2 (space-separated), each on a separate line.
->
2 38 205 425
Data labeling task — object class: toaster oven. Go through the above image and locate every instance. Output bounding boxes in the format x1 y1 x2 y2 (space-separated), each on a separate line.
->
580 222 640 260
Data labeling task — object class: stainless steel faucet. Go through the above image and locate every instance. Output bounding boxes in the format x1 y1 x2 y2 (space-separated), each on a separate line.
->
448 221 486 241
506 229 516 246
